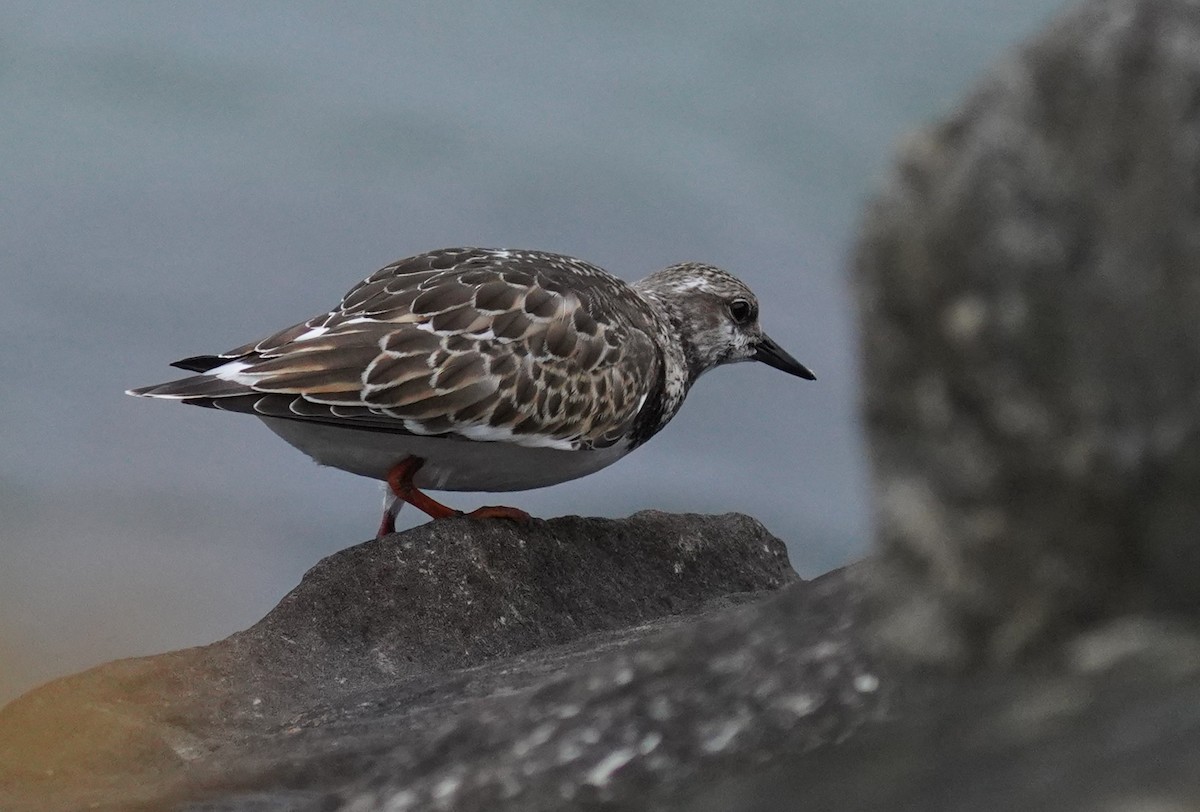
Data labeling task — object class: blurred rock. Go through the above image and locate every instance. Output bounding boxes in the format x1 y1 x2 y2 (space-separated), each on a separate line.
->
673 2 1200 808
0 512 881 811
682 614 1200 812
854 0 1200 664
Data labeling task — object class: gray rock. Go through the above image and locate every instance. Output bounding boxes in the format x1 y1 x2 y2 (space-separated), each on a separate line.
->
0 512 881 811
667 0 1200 808
335 563 878 812
681 616 1200 812
853 0 1200 665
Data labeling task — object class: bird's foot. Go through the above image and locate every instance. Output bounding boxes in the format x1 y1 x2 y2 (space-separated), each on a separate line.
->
380 457 532 532
462 505 532 522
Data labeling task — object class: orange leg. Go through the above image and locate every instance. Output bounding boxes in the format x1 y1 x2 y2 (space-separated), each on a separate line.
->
376 456 532 538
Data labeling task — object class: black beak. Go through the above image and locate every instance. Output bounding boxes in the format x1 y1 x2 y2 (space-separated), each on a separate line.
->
753 334 816 380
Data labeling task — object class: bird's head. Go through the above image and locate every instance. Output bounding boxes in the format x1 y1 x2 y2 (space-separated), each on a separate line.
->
635 263 815 384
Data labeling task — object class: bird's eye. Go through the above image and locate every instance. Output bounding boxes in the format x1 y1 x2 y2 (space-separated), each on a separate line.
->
728 298 754 325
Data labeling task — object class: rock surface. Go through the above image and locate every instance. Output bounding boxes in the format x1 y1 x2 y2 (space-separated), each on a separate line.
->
682 616 1200 812
0 512 882 811
854 0 1200 665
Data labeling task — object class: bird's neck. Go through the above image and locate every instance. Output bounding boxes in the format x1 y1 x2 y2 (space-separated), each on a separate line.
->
624 296 695 449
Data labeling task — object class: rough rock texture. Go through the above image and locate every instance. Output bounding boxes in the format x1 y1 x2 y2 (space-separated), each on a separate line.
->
682 615 1200 812
854 0 1200 664
0 512 881 811
337 564 876 812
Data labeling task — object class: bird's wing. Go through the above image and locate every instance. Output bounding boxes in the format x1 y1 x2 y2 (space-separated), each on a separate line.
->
129 248 662 450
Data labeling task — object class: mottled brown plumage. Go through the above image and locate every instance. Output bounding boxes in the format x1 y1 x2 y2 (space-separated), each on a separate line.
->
137 248 667 450
128 247 814 526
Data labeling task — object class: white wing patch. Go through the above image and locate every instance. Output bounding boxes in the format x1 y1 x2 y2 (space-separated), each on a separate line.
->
455 422 578 451
293 325 330 342
212 360 256 384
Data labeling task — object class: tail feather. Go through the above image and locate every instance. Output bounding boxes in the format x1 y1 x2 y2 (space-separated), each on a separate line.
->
126 374 254 400
170 354 231 373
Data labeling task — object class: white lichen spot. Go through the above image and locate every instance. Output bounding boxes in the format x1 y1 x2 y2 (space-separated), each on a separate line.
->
854 673 881 693
511 722 556 758
614 667 634 686
942 297 988 342
557 740 584 764
584 748 637 786
432 775 461 801
776 693 819 717
372 648 398 676
809 641 842 660
700 717 747 753
378 788 418 812
638 731 663 755
555 703 581 719
161 727 207 762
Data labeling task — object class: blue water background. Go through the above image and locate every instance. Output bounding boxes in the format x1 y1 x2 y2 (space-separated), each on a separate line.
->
1 1 1053 701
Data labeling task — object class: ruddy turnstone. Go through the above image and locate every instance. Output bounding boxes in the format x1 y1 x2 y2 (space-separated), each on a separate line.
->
128 247 814 537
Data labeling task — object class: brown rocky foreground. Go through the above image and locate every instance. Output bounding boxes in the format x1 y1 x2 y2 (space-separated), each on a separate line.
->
0 513 877 811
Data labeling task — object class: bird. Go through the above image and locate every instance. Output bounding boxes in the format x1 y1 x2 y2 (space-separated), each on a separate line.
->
128 247 815 537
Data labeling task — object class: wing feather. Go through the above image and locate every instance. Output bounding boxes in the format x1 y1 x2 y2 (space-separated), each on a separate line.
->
131 248 662 449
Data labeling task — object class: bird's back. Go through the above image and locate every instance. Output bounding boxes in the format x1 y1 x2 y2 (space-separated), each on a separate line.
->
129 247 668 453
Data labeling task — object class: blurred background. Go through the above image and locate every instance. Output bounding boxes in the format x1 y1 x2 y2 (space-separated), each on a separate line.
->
1 1 1053 703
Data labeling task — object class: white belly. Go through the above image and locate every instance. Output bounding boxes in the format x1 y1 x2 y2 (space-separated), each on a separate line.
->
258 417 630 492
